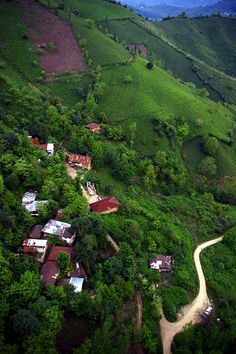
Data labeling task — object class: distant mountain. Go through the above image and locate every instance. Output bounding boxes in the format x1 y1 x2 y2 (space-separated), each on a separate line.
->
123 0 217 7
122 0 236 19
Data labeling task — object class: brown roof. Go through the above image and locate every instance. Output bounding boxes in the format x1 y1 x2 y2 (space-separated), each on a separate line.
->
86 123 101 131
48 245 76 262
90 197 121 214
29 225 44 239
40 261 60 285
38 144 48 151
68 154 91 166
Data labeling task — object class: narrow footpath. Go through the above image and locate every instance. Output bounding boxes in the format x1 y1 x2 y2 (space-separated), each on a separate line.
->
160 236 223 354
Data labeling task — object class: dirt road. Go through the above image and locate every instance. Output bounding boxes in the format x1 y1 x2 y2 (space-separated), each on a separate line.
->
135 292 143 331
160 236 223 354
106 234 120 253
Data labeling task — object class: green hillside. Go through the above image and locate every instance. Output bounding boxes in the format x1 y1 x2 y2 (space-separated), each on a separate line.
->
0 1 236 354
69 15 131 67
98 57 234 153
155 16 236 77
101 17 231 103
0 2 43 83
39 0 138 21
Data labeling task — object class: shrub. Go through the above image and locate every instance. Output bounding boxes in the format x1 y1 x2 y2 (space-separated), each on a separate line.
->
47 42 56 52
122 75 133 84
203 136 219 156
146 62 153 70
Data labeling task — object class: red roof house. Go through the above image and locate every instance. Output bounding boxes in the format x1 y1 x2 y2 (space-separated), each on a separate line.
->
68 154 91 170
90 196 121 215
86 123 101 133
32 137 40 145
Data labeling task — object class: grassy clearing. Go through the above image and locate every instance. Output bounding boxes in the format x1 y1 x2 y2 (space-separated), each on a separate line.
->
98 57 233 154
40 73 93 106
40 0 137 21
155 17 236 77
0 2 42 83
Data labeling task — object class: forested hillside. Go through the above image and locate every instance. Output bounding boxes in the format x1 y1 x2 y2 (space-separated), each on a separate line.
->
0 0 236 353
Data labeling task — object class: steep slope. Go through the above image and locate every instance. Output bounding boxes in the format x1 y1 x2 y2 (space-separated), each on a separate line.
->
155 16 236 76
97 57 234 155
103 16 236 104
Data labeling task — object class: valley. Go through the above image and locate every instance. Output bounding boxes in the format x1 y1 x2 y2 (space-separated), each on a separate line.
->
0 1 235 353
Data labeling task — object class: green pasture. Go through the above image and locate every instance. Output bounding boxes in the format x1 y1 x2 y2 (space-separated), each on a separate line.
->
98 57 233 154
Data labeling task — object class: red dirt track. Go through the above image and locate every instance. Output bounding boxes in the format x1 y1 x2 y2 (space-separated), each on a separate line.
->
19 0 85 74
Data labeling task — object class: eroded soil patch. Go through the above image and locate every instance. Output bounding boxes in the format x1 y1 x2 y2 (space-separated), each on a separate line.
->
19 0 85 74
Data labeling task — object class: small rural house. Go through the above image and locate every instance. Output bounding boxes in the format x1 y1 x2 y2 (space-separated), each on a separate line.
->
68 154 92 170
90 196 121 214
42 219 75 245
22 239 48 263
38 143 54 156
149 255 172 273
31 136 54 156
86 123 101 133
40 261 60 286
22 191 48 216
40 246 85 291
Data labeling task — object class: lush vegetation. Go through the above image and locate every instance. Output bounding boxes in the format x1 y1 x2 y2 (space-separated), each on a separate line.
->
0 0 236 353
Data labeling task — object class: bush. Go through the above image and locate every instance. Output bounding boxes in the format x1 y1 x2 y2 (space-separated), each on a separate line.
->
122 75 133 84
203 136 219 156
146 62 153 70
47 42 56 52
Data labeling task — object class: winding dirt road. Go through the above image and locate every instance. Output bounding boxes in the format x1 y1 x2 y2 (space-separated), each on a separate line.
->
160 236 223 354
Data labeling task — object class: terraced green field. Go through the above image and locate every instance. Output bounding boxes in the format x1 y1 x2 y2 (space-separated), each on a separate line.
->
155 17 236 76
98 57 234 154
0 2 42 83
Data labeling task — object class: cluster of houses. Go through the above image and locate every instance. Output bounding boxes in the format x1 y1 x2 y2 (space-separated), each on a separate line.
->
22 122 171 291
21 217 85 291
22 191 48 217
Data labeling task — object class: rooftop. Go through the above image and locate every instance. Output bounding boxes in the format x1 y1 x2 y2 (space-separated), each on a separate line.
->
23 239 48 247
86 123 101 131
69 277 84 293
149 255 172 271
48 245 76 261
40 261 60 286
42 219 71 237
29 224 44 239
68 154 91 166
90 196 121 214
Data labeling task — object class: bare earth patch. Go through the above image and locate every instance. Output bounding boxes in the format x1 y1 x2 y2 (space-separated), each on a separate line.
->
127 44 148 59
19 0 85 74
